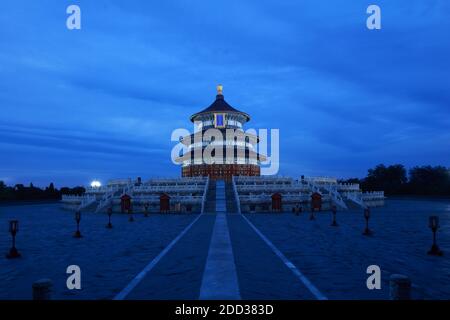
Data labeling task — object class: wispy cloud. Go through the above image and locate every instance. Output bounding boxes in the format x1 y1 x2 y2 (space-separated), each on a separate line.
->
0 0 449 185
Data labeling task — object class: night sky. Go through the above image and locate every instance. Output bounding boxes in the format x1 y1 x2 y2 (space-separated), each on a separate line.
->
1 0 449 187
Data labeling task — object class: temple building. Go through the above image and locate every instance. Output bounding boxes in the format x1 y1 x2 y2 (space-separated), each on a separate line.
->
176 85 265 180
61 85 385 214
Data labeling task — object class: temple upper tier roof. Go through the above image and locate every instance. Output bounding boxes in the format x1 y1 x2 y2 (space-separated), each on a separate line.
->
190 85 250 122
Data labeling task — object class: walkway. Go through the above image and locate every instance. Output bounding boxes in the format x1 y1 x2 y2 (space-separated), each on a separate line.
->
199 180 240 299
115 180 324 300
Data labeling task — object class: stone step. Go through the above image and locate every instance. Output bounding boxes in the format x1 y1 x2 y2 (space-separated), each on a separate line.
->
225 182 238 213
215 180 226 213
203 180 217 213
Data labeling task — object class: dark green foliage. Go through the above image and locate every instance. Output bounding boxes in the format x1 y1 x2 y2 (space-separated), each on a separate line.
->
407 166 450 196
349 164 450 196
361 164 407 195
0 181 85 202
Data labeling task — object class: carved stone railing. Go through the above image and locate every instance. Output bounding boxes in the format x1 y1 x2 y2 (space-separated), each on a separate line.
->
231 176 241 214
200 176 210 214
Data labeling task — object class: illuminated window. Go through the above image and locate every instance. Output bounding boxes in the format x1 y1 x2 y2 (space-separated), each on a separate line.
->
214 113 226 128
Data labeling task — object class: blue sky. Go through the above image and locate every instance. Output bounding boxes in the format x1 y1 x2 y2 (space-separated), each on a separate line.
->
1 0 449 187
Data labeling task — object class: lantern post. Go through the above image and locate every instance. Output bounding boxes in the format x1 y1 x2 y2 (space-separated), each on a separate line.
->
144 203 149 217
362 208 372 236
106 207 113 229
428 216 443 256
74 211 82 238
6 220 21 259
331 205 338 227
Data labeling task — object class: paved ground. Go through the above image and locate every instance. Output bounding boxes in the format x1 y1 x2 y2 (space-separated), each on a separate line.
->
227 214 318 300
0 203 197 299
245 198 450 300
125 214 215 300
123 212 319 300
1 198 449 300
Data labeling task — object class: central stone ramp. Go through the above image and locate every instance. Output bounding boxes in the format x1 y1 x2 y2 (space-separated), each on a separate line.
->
215 180 226 213
225 182 238 213
199 213 240 299
199 180 240 299
203 180 216 213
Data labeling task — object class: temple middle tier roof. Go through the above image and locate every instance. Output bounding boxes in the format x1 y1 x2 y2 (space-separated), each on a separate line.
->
180 129 261 146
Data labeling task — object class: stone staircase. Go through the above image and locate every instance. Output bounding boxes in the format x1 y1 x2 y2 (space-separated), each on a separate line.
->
203 180 217 213
305 179 348 210
202 179 239 214
346 192 368 209
225 182 238 213
215 180 226 213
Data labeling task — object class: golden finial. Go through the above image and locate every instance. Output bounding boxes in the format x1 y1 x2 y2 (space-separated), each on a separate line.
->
217 84 223 95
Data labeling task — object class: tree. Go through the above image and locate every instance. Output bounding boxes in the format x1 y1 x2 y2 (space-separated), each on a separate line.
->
361 164 407 195
408 166 450 196
48 183 55 193
0 182 14 201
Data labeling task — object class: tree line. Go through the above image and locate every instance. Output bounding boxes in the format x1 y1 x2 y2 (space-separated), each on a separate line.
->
0 181 85 202
341 164 450 196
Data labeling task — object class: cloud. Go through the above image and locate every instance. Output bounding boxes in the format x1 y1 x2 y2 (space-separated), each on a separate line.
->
0 0 449 185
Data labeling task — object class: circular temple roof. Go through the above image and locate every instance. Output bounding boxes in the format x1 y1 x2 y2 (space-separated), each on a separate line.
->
190 85 250 122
